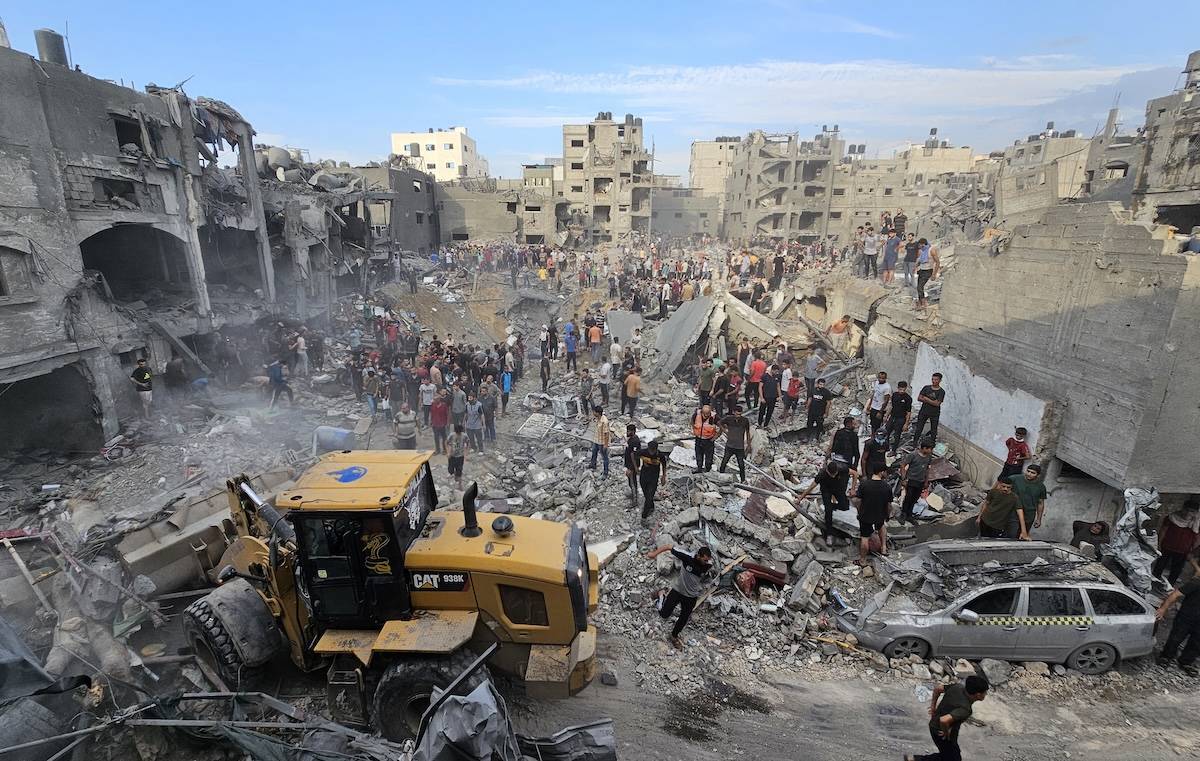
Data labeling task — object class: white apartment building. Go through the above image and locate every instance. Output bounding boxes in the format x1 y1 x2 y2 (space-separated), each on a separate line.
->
389 126 489 183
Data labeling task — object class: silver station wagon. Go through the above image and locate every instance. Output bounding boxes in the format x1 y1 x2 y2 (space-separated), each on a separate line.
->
833 540 1156 674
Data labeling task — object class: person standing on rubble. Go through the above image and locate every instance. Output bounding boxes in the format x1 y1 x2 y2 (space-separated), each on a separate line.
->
450 382 467 429
564 327 579 371
977 478 1027 540
914 238 940 311
500 367 513 416
718 405 753 483
804 377 833 440
691 405 719 473
829 416 860 472
597 358 613 407
861 430 890 480
1155 567 1200 676
745 350 767 410
867 371 892 435
646 544 714 648
636 440 669 525
464 392 485 453
1006 463 1048 537
479 375 499 443
392 402 418 450
696 358 716 407
418 375 437 429
999 427 1032 481
757 363 781 428
586 405 611 477
912 373 945 445
446 424 467 490
130 357 154 419
884 381 912 456
579 369 594 415
622 366 642 418
1153 499 1200 586
904 675 989 761
430 390 450 455
539 353 552 393
898 439 935 526
798 460 856 546
857 464 892 563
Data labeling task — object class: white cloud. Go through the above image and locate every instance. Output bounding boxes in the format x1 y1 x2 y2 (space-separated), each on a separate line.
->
433 58 1160 129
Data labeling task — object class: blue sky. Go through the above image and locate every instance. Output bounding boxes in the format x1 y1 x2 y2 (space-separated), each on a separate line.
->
4 2 1198 178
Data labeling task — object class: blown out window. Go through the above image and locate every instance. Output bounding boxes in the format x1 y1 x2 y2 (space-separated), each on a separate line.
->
500 585 548 626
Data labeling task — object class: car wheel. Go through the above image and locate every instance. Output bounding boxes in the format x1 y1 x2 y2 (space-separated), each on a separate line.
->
1067 643 1117 675
883 636 931 660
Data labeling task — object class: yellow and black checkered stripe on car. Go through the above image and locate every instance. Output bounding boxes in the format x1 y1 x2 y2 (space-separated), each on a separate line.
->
961 616 1093 626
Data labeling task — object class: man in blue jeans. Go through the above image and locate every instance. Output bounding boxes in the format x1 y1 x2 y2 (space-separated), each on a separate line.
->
587 405 611 476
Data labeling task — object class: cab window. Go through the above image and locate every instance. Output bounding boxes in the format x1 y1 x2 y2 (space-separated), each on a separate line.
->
1087 589 1145 616
1028 588 1085 617
499 585 549 626
964 587 1017 615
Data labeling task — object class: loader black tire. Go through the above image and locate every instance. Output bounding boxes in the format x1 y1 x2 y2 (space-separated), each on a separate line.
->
371 650 492 742
184 596 260 688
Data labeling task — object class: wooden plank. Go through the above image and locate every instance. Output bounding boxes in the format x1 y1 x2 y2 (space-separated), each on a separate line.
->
3 539 52 614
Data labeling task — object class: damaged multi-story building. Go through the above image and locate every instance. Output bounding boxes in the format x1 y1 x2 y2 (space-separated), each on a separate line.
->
0 32 415 454
562 112 653 246
827 131 979 241
722 129 844 245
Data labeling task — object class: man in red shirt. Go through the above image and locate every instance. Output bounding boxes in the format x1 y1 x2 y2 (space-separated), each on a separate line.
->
999 426 1031 481
429 391 450 455
744 350 767 410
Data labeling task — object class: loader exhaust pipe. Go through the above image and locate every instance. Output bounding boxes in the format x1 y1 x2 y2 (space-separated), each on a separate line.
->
460 482 482 537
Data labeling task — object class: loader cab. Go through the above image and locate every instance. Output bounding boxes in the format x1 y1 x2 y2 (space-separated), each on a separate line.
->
280 451 437 629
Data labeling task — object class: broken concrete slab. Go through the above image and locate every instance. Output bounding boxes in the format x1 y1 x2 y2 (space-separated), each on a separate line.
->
590 534 634 568
786 561 824 611
647 295 714 380
765 496 796 521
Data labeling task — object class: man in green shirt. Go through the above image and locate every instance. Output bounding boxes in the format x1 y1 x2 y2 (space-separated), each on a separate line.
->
695 358 716 407
977 479 1027 540
905 675 988 761
1006 463 1048 534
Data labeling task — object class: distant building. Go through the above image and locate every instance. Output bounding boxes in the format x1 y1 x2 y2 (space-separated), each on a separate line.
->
1132 50 1200 231
827 135 976 241
689 137 739 211
650 188 720 238
561 112 653 247
389 126 489 183
994 124 1090 221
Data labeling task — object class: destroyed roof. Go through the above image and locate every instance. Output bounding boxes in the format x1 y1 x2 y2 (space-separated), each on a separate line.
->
647 295 713 380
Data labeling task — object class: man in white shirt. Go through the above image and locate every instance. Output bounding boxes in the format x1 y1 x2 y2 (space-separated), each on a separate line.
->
868 370 892 435
610 337 624 366
597 360 613 407
630 328 643 363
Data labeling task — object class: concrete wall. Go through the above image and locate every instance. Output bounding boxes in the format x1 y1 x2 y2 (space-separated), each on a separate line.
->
940 202 1198 490
437 186 559 243
911 342 1050 467
387 166 439 254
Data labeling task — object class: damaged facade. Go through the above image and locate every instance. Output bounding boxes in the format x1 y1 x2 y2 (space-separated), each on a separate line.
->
0 36 420 452
723 129 843 244
562 112 654 246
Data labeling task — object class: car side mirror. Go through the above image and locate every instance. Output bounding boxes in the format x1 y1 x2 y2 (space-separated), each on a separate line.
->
954 609 980 623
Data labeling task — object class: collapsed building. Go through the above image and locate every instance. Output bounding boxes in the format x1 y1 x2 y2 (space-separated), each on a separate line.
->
0 33 437 454
562 112 654 246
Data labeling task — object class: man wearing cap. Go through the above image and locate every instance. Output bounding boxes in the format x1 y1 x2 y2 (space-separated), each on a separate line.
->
1007 463 1047 534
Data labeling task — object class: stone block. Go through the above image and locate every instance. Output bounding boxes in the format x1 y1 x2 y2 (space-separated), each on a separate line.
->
786 561 823 611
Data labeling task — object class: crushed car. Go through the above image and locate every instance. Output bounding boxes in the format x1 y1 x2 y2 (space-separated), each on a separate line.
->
831 540 1155 674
